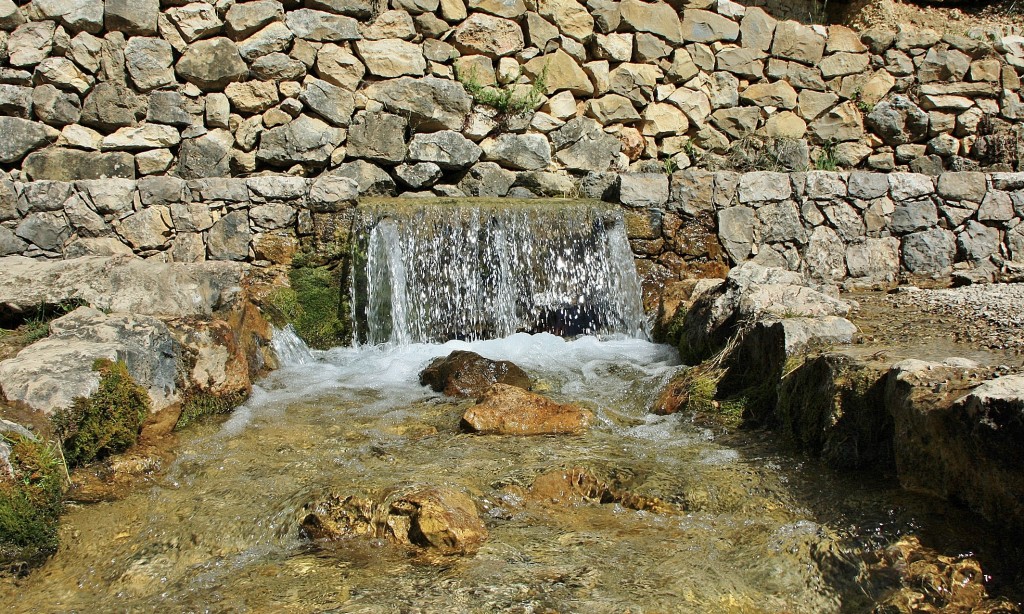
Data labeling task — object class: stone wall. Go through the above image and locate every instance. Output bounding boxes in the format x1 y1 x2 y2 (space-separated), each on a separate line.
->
2 0 1024 186
3 170 1023 304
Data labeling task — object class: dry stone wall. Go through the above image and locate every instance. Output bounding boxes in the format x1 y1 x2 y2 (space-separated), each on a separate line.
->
2 0 1024 185
3 170 1023 300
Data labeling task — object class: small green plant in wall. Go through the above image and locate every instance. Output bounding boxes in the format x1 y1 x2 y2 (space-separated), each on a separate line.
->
456 64 548 118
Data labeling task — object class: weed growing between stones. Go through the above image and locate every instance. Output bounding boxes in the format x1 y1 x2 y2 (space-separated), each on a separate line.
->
51 360 151 468
0 434 65 574
727 136 809 172
456 64 548 121
813 140 840 171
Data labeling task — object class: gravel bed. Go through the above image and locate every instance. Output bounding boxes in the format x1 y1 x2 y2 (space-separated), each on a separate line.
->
886 284 1024 352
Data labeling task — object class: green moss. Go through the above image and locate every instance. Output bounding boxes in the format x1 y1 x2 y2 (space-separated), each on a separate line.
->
0 434 65 573
51 359 150 468
266 265 350 349
174 390 249 431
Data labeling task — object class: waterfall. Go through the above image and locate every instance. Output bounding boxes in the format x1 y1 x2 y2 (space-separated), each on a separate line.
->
270 324 315 366
352 199 647 345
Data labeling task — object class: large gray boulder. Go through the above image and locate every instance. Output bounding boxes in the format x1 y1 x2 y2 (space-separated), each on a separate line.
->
0 255 245 317
177 129 234 179
0 307 178 414
678 262 853 363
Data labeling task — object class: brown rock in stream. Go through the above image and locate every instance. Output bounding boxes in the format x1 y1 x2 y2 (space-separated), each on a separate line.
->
461 384 593 435
419 350 532 398
299 486 488 555
526 466 675 514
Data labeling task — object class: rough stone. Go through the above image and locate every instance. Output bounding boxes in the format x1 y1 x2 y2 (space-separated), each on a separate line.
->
225 80 279 114
717 205 755 263
355 38 426 78
538 0 594 43
32 84 81 126
808 101 863 143
409 130 482 170
957 220 1000 262
238 22 293 61
457 162 516 196
105 0 159 36
771 21 825 65
550 116 621 172
285 9 358 41
174 37 248 91
364 76 472 132
846 236 900 281
225 0 284 39
901 227 956 276
23 149 134 181
116 206 171 250
462 384 592 435
177 129 234 179
977 190 1015 224
678 8 737 43
8 21 55 67
524 48 592 96
256 114 343 167
0 117 59 163
866 95 929 147
452 13 523 57
346 111 407 165
804 225 847 281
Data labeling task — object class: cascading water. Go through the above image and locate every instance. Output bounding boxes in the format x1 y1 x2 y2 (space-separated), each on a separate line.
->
353 199 647 345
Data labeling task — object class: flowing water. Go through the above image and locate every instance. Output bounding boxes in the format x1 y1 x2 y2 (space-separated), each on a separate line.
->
2 329 1015 612
353 200 646 344
3 200 1019 611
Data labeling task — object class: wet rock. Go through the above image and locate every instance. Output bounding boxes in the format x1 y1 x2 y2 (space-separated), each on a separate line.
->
420 350 531 398
300 486 488 555
462 383 592 435
525 465 674 513
869 536 1019 614
887 362 1024 534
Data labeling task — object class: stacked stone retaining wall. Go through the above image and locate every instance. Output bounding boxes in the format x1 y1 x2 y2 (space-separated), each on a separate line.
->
3 0 1024 186
3 170 1023 302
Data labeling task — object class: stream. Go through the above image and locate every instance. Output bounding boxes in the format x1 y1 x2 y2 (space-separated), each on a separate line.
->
1 328 1015 612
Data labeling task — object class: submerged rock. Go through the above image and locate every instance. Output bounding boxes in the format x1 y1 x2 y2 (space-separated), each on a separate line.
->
461 383 592 435
419 350 531 398
300 485 488 555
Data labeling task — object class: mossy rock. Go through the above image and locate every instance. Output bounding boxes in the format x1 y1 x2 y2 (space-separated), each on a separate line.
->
174 390 249 431
0 434 65 574
52 359 151 469
267 265 350 349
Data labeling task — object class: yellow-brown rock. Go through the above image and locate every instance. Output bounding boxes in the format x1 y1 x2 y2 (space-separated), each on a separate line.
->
461 383 592 435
